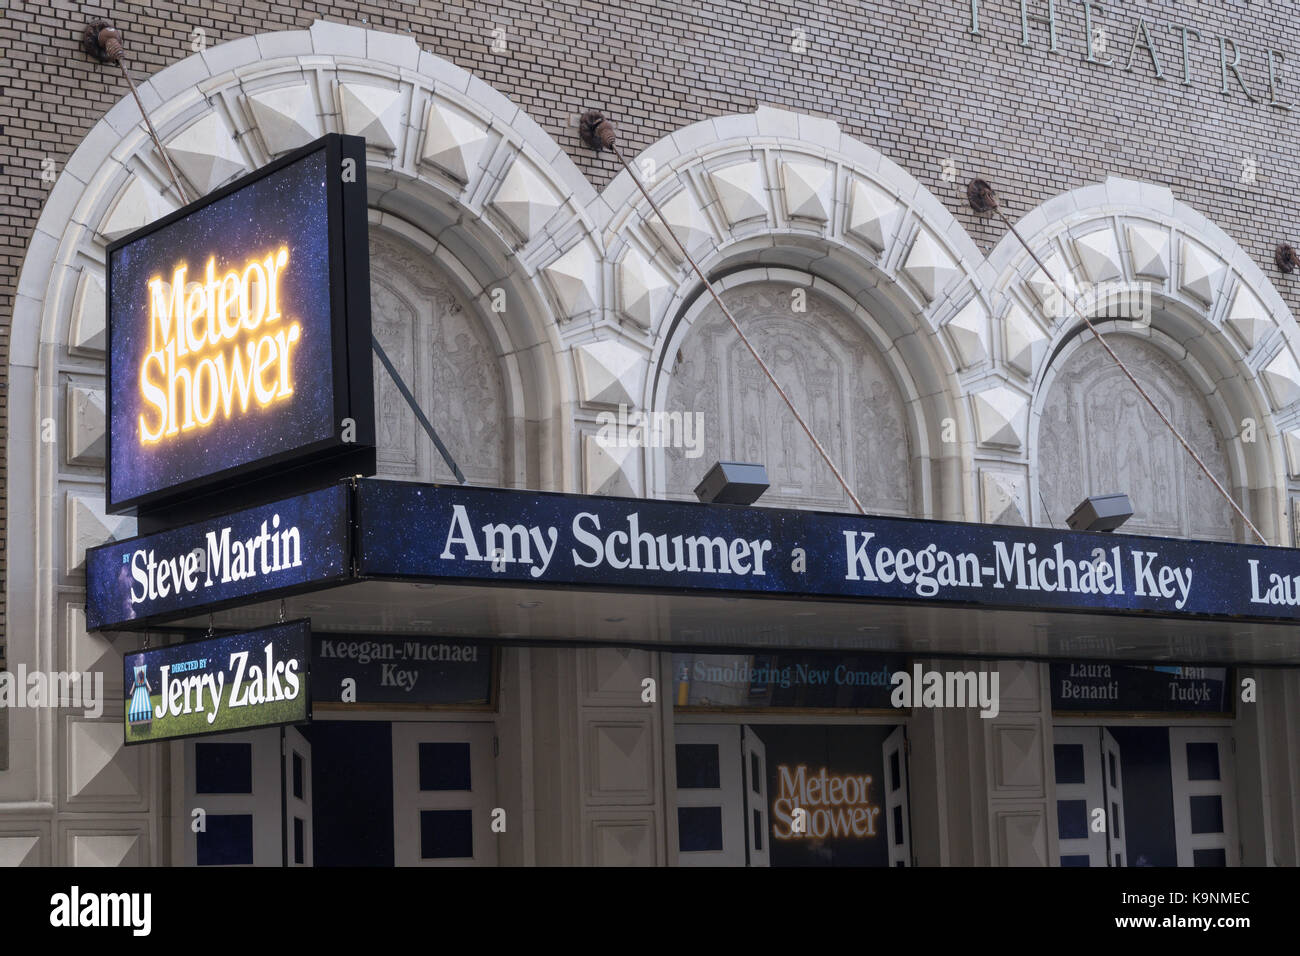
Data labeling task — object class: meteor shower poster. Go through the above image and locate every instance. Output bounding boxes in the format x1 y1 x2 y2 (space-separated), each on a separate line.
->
756 724 897 867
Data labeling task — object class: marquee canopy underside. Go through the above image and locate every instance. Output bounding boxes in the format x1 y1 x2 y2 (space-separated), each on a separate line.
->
156 579 1300 666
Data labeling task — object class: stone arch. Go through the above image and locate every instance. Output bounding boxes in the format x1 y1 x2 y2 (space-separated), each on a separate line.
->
367 225 509 486
657 271 917 515
3 21 597 840
986 177 1300 542
588 106 985 519
1036 323 1238 541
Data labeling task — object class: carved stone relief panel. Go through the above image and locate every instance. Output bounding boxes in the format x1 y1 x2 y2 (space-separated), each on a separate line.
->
665 282 912 514
368 233 505 486
1038 335 1234 540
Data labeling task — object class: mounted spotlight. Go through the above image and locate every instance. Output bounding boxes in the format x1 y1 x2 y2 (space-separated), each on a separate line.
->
694 461 769 506
1067 493 1134 533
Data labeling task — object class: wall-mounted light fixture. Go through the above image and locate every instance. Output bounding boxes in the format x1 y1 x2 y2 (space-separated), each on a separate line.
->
694 461 769 506
1067 493 1134 533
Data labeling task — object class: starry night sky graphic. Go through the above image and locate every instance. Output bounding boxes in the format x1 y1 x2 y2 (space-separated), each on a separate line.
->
109 149 335 506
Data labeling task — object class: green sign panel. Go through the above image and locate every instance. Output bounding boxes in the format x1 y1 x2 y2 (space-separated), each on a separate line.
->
123 620 311 744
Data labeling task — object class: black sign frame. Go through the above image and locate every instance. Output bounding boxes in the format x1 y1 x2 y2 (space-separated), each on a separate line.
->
104 133 375 519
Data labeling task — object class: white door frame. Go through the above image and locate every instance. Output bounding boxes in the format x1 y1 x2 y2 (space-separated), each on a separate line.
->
1170 726 1240 867
1052 726 1109 867
673 723 746 866
391 721 497 866
173 728 283 866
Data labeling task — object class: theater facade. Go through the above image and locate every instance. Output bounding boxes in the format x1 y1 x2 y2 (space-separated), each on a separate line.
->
4 11 1300 868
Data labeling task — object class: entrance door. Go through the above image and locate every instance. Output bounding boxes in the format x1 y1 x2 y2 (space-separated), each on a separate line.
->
179 729 283 866
740 725 769 867
1100 729 1126 868
391 722 497 866
882 726 912 866
284 726 313 867
1053 726 1109 866
1169 727 1239 867
674 724 745 866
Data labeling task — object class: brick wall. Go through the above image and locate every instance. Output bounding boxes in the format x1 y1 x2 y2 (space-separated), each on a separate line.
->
5 0 1300 636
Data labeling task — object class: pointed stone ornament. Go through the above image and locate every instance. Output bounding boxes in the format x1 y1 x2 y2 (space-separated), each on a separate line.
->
944 298 989 368
66 385 106 465
902 229 958 302
491 159 561 240
1026 252 1074 321
66 493 135 573
780 160 832 221
0 836 40 867
710 161 768 224
1126 223 1170 279
99 178 175 241
543 242 600 316
981 470 1028 525
420 101 490 183
618 247 673 330
1073 227 1123 283
247 84 320 155
971 386 1028 448
1283 428 1300 478
1179 239 1224 306
644 189 713 261
584 433 640 496
166 113 247 195
1003 303 1049 377
575 339 645 408
1261 347 1300 409
68 606 115 678
70 833 142 867
1224 284 1274 350
846 177 900 252
68 721 141 801
70 269 106 354
337 82 403 151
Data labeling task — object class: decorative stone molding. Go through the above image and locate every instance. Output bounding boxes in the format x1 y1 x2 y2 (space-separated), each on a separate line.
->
1003 303 1048 379
944 298 990 369
971 386 1029 448
981 470 1028 525
245 84 320 155
583 433 640 496
779 159 833 221
65 385 106 465
1072 226 1123 284
709 161 768 225
574 339 644 409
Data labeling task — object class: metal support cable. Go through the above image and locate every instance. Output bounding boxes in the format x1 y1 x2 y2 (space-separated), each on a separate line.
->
82 21 191 206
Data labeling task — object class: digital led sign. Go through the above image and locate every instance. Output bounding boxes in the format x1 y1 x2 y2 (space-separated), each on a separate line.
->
123 621 311 745
106 133 374 515
85 483 352 631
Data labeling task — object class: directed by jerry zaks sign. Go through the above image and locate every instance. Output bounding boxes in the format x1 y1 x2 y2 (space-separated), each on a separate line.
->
124 621 311 744
85 483 351 631
105 133 374 515
356 480 1300 621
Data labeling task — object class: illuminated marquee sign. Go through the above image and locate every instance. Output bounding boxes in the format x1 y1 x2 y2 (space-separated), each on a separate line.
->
106 133 374 515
